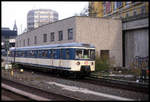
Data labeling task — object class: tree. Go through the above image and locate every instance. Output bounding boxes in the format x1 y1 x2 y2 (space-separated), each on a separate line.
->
74 5 89 16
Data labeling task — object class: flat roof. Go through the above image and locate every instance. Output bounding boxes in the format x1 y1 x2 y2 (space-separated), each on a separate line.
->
19 16 120 36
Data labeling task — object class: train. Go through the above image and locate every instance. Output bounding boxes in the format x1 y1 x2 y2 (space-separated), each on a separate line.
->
2 42 95 78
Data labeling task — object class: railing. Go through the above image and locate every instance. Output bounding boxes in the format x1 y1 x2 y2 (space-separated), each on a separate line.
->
122 13 149 22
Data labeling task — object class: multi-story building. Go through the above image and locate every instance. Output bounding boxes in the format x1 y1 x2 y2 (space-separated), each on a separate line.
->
89 2 149 19
89 2 104 17
27 9 59 31
89 1 149 69
16 16 122 67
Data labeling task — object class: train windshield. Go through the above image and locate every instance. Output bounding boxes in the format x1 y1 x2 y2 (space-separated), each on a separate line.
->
75 49 95 60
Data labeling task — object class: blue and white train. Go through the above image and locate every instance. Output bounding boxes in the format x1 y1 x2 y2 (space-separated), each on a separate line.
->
2 43 95 77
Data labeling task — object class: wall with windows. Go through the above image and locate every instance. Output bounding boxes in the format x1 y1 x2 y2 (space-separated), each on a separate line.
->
16 16 122 67
16 16 76 47
89 2 149 19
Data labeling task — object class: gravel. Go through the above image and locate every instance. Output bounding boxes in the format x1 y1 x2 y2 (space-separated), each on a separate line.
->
2 68 149 101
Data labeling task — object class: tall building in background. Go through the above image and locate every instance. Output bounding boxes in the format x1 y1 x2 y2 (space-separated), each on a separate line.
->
27 9 59 31
89 2 149 19
89 2 104 17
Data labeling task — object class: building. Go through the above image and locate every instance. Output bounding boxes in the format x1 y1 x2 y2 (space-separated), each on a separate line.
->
89 2 104 17
16 16 122 67
89 1 149 68
1 27 17 50
89 2 149 19
27 9 59 31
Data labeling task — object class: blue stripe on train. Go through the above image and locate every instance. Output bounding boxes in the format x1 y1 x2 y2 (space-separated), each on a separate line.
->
16 62 71 70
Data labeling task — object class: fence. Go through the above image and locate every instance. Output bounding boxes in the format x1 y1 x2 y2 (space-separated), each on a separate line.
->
131 56 149 69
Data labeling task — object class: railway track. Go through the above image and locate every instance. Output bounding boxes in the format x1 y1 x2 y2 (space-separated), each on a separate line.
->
2 88 31 101
2 78 82 101
5 66 149 94
24 68 149 94
83 76 149 94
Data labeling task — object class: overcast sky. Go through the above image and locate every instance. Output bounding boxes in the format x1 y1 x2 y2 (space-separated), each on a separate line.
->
2 1 88 35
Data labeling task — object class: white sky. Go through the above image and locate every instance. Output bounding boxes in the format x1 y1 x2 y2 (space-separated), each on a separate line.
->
2 1 88 35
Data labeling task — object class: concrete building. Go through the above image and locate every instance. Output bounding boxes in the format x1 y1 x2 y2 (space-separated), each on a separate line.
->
27 9 59 31
16 16 122 67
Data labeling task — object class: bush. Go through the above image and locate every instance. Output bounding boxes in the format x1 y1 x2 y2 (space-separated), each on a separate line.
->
95 57 110 72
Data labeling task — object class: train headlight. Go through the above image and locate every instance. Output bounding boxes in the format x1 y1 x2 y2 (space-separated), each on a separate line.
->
76 62 80 65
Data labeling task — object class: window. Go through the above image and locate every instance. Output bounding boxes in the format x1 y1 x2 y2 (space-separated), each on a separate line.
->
23 40 25 46
116 2 122 8
27 38 30 46
53 49 57 59
68 28 73 40
20 40 21 47
41 50 48 58
59 49 63 59
58 31 63 41
43 34 47 42
49 50 53 58
75 49 95 60
50 32 55 41
100 50 109 60
126 2 131 6
65 49 70 59
141 6 145 14
105 2 112 13
34 36 37 44
113 2 117 11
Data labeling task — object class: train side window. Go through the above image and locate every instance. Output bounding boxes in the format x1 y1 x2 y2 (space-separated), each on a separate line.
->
53 49 57 59
43 50 48 58
37 50 40 58
59 49 63 59
27 51 30 57
39 50 42 58
65 49 70 59
49 50 53 59
41 50 45 57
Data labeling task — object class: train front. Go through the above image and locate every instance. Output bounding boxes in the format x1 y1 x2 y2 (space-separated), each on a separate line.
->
71 48 95 76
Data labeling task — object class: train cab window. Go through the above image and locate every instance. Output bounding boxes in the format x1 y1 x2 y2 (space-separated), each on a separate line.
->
83 50 90 59
76 49 83 59
75 49 95 60
90 50 95 60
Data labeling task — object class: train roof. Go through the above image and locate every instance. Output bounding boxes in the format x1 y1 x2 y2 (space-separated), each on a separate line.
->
11 42 95 51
